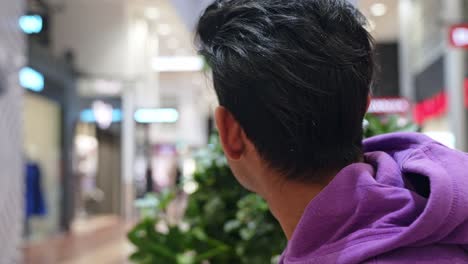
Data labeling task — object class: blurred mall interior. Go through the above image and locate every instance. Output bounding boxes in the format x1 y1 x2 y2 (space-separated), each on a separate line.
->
1 0 468 263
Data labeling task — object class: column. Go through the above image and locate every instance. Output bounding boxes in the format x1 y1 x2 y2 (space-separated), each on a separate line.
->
121 85 136 220
445 0 467 150
399 0 415 102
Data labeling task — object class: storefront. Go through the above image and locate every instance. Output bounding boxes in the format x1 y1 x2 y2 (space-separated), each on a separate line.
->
23 42 77 241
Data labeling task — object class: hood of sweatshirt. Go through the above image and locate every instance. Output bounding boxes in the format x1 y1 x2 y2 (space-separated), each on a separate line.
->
280 133 468 264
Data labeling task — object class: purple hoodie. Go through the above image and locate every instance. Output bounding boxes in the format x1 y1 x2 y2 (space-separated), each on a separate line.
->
280 133 468 263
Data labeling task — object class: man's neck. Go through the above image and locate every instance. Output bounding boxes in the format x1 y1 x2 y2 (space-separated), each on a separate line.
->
260 174 334 240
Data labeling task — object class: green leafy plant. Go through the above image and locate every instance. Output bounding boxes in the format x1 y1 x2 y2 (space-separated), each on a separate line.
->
128 189 230 264
364 114 418 138
128 218 230 264
128 134 286 264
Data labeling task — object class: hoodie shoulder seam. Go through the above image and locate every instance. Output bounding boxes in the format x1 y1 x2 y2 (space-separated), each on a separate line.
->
401 142 444 167
398 142 434 170
420 143 461 232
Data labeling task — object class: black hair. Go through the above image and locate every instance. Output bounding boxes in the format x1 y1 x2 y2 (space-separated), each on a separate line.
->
196 0 375 180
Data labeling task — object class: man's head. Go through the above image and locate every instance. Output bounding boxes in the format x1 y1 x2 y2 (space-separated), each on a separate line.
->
196 0 374 191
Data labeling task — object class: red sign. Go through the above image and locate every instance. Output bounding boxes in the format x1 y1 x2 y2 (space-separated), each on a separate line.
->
413 79 468 125
449 24 468 48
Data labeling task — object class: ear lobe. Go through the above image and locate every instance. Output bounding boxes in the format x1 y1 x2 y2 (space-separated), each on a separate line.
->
215 106 245 160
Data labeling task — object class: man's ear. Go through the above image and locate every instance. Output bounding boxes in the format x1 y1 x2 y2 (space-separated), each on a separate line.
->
215 106 245 160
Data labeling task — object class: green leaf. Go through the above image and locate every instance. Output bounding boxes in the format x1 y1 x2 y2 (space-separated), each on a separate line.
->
224 220 242 233
129 251 149 262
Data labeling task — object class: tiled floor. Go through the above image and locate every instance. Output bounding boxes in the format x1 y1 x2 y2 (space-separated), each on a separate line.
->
22 216 134 264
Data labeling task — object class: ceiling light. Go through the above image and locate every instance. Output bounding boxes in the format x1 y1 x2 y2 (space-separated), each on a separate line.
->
19 67 44 92
157 24 172 36
134 108 179 123
370 3 387 17
80 108 122 123
19 15 43 34
145 7 160 20
92 101 114 129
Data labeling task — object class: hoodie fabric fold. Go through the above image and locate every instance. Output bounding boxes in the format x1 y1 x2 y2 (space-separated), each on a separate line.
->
280 133 468 264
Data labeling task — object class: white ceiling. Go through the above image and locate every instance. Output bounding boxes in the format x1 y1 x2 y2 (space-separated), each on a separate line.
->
130 0 198 57
358 0 399 42
45 0 398 59
166 0 399 43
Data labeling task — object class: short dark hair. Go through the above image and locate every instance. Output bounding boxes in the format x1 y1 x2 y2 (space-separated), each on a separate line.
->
196 0 375 179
